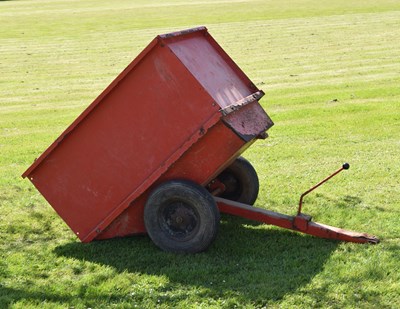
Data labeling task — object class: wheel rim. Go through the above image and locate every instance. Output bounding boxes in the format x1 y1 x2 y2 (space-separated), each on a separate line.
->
160 201 200 241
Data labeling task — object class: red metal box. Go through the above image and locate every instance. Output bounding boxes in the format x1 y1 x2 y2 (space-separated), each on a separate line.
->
22 27 273 243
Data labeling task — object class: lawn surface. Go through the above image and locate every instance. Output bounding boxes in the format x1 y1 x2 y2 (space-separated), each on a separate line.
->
1 0 399 308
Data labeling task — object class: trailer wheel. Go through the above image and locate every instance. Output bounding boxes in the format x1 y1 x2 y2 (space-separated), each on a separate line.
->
144 180 220 253
217 157 259 205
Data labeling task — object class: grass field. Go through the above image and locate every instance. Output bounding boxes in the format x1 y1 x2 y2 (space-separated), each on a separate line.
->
1 0 400 308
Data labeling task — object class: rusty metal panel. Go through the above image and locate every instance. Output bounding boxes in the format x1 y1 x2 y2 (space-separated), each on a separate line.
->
223 102 273 142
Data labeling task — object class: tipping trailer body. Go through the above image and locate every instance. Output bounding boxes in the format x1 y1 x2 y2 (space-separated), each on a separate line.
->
22 27 273 242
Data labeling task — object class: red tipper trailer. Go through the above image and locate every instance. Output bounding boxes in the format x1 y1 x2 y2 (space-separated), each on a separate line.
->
22 27 378 253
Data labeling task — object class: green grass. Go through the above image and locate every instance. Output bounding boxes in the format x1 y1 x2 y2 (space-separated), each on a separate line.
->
1 0 400 307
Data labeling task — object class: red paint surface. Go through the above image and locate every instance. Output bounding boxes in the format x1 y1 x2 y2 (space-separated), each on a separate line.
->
98 120 254 239
22 27 272 242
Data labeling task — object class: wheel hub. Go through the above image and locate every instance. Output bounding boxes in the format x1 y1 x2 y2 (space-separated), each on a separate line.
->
162 202 199 240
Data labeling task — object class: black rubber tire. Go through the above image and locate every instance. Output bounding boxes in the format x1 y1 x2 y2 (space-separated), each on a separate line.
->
144 180 220 253
217 157 259 205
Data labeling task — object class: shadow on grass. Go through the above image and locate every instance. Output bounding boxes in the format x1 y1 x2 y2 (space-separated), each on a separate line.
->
0 217 339 307
0 285 121 307
0 214 341 307
48 216 338 306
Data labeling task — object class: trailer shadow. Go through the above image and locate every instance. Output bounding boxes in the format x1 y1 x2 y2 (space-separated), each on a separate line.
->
53 216 338 305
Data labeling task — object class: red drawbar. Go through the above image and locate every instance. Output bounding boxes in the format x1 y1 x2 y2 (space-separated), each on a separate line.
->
216 197 379 244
